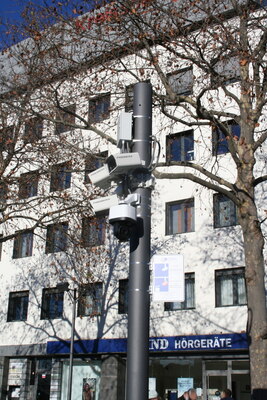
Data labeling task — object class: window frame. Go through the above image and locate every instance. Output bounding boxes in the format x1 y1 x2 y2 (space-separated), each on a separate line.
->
24 117 43 143
19 171 39 199
41 287 65 320
164 273 195 311
214 193 238 228
211 56 240 87
7 291 29 322
215 268 247 307
166 130 194 162
13 230 34 259
45 222 68 254
118 279 129 314
166 198 195 235
81 216 106 247
55 104 76 135
89 94 110 124
212 120 240 156
77 282 103 317
50 162 71 192
167 66 193 96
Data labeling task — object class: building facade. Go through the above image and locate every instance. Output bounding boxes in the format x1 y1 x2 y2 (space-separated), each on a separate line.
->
0 2 266 400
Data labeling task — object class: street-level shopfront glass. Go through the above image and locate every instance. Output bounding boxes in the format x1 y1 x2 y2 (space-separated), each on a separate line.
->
149 358 250 400
61 360 101 400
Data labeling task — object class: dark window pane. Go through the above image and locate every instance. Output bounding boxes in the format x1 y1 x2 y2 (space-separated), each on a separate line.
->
82 217 106 247
118 279 129 314
212 121 240 156
214 193 237 228
89 94 110 123
50 162 71 192
24 118 43 143
166 130 194 162
45 223 68 253
0 126 15 152
41 288 64 319
55 104 76 134
125 85 134 112
19 172 38 199
7 291 29 321
78 283 103 316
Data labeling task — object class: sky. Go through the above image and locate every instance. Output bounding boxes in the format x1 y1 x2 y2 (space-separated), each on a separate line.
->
0 0 53 49
0 0 96 49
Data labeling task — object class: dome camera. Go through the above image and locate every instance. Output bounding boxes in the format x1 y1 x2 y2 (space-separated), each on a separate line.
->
109 203 137 241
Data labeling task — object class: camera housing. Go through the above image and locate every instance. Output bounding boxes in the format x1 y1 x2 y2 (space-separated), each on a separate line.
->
109 203 137 241
90 195 119 214
88 152 145 189
88 164 111 189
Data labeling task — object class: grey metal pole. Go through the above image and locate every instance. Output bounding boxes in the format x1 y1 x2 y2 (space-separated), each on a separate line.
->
126 82 152 400
67 288 77 400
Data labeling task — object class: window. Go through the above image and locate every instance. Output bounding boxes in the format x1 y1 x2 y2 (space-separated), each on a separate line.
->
13 230 34 258
84 151 108 183
0 234 3 261
166 199 194 234
0 182 7 203
167 67 193 96
19 171 38 199
214 193 237 228
125 84 134 112
211 56 240 87
165 273 195 311
45 222 68 253
89 94 110 123
81 216 106 247
78 283 103 316
7 291 29 321
41 287 65 319
0 126 14 152
118 279 129 314
212 121 240 155
55 104 76 134
215 268 247 307
50 162 71 192
166 130 194 162
24 117 43 143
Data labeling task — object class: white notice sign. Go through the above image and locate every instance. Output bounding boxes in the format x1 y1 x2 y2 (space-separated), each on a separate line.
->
152 254 184 302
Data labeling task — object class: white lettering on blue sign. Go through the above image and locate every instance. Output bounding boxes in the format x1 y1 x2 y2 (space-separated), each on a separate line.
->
174 337 232 350
149 338 169 350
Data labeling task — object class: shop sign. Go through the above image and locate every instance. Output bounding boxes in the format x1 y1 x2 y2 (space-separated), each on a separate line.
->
8 360 26 386
47 333 248 355
149 333 248 351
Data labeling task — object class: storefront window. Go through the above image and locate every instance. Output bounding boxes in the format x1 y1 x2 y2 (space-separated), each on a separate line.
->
205 361 227 370
61 360 101 400
149 358 202 399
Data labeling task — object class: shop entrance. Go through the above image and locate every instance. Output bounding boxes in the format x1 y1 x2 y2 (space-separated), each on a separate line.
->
203 360 250 400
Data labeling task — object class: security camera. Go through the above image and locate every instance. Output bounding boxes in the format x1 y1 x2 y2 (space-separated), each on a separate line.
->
88 164 111 189
90 195 119 214
88 152 145 189
109 203 137 241
107 153 145 176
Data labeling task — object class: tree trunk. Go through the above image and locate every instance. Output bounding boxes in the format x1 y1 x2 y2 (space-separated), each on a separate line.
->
238 200 267 397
